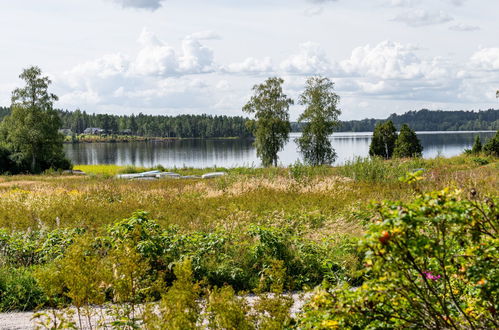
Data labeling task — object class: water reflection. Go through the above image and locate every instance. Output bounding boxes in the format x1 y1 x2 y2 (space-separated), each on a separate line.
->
64 131 496 168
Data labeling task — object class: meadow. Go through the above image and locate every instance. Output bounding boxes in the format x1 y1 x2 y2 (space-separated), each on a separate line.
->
0 155 497 328
0 155 496 233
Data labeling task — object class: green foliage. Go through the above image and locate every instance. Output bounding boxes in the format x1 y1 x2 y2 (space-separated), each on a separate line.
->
32 308 78 329
0 210 358 317
243 77 293 167
340 156 426 183
393 123 423 158
369 120 398 159
0 66 70 173
0 267 46 312
298 189 499 329
471 135 483 154
117 165 144 174
472 157 489 166
253 260 294 329
296 76 341 166
144 259 202 329
0 228 83 267
206 286 254 330
483 130 499 157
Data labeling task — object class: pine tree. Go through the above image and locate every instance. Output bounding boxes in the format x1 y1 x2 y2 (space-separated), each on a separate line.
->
369 120 397 159
483 130 499 157
393 124 423 158
471 135 482 154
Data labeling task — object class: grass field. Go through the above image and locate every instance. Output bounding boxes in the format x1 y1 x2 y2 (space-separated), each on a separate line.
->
0 155 496 233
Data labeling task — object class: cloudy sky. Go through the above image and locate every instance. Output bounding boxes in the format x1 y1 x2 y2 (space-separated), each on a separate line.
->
1 0 498 120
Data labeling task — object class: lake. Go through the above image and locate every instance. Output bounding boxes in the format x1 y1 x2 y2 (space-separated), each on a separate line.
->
64 131 496 168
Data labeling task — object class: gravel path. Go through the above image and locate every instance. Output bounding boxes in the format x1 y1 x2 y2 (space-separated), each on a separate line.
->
0 311 35 330
0 292 312 329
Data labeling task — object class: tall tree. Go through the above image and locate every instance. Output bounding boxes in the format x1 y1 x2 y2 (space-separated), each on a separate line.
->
369 120 397 159
393 124 423 158
296 76 341 165
0 66 70 173
243 77 293 167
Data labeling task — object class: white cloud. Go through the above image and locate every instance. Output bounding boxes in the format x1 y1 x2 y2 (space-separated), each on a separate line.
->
225 57 273 74
130 28 214 76
447 0 467 6
341 41 427 79
307 0 338 3
337 41 460 102
178 38 215 74
449 23 480 32
303 6 324 16
280 42 336 75
132 29 178 76
385 0 421 7
187 30 221 41
392 9 453 27
57 29 217 112
470 48 499 71
110 0 166 11
216 80 231 90
59 90 101 106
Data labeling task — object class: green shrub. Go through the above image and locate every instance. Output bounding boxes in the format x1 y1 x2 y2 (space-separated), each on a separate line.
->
2 211 360 313
144 259 201 329
472 157 489 166
471 135 483 154
393 124 423 158
298 189 499 329
117 165 142 174
0 267 46 312
206 286 254 330
0 228 83 267
339 157 426 183
483 130 499 157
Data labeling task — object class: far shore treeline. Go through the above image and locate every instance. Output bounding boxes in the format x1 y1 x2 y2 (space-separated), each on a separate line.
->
0 107 498 139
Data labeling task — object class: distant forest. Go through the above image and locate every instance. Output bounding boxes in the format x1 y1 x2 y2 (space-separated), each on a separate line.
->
338 109 499 132
0 107 498 138
0 107 252 138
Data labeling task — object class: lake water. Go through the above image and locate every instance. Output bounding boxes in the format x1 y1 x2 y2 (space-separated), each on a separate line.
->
64 131 496 168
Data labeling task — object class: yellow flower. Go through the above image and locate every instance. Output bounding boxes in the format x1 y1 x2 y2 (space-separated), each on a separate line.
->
321 320 339 328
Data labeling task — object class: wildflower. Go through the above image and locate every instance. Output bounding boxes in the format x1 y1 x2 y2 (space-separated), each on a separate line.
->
476 279 486 285
321 320 339 328
423 271 441 281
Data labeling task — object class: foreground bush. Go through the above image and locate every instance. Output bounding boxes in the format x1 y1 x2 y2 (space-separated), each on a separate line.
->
0 267 45 312
3 211 359 312
483 130 499 157
298 189 498 329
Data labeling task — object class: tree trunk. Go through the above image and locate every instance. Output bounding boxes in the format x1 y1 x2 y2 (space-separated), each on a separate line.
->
31 153 36 173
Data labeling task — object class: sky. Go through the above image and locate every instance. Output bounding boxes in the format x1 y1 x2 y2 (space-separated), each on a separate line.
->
0 0 498 120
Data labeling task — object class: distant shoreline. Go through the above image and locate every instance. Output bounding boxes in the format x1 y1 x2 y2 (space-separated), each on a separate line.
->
64 135 248 144
64 130 496 144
